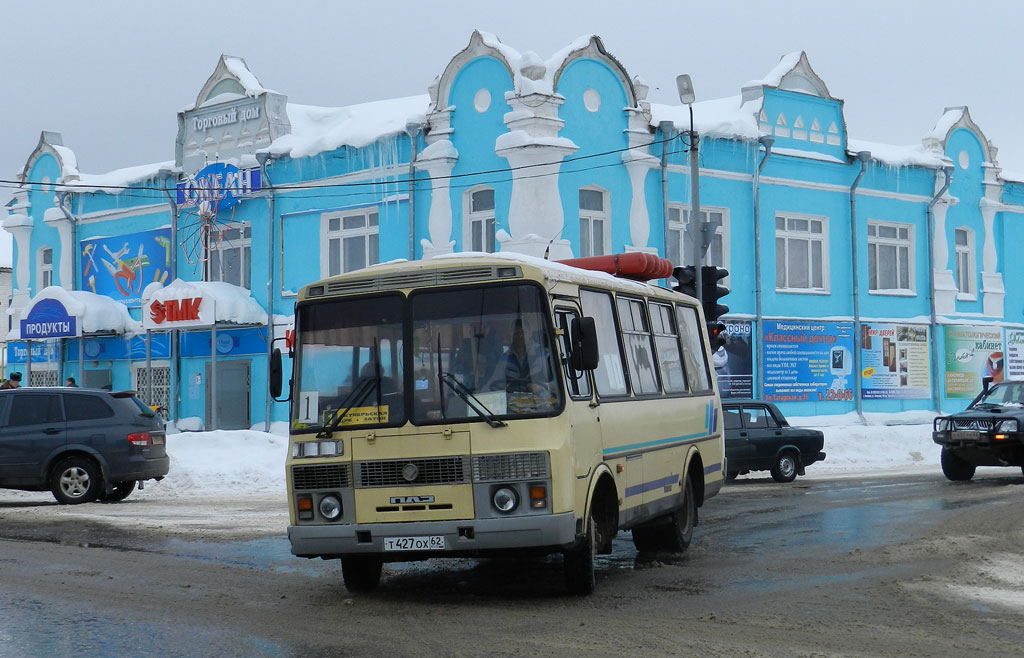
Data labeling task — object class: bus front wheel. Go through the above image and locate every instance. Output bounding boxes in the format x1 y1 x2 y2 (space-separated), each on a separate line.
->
341 555 383 593
564 509 600 595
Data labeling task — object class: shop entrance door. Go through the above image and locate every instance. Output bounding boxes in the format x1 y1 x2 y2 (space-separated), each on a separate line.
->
205 361 250 430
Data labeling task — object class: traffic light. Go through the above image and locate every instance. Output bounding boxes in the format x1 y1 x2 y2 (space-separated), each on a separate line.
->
701 265 730 323
672 265 697 298
708 321 728 352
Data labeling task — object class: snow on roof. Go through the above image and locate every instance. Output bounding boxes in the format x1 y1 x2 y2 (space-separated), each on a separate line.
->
222 55 269 97
925 107 965 142
267 95 430 159
12 286 140 340
746 51 802 88
650 95 762 141
51 144 79 179
144 278 267 325
847 138 947 168
68 161 178 192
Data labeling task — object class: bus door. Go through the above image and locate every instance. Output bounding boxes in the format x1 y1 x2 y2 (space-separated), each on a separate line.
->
553 305 602 480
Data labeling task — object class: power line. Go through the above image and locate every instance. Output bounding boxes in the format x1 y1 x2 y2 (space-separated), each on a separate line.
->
0 133 694 197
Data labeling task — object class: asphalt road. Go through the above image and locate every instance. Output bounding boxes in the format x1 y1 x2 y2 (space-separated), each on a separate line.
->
1 471 1023 657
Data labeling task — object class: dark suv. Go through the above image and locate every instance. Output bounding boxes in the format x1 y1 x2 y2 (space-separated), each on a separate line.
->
933 379 1024 481
0 388 168 504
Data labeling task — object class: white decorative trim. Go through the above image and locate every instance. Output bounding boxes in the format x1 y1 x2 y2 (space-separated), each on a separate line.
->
75 203 168 224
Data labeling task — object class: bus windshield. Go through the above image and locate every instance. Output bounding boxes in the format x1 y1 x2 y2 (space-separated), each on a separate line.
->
410 283 562 423
293 294 406 431
291 283 563 431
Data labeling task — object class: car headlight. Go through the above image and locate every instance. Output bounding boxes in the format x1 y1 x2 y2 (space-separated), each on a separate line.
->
492 487 519 513
996 419 1018 434
934 418 951 432
318 495 343 521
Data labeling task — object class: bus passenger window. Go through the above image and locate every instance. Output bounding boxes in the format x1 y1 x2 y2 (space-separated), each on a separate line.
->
675 304 712 393
650 302 687 393
555 309 592 399
616 297 660 395
580 290 628 396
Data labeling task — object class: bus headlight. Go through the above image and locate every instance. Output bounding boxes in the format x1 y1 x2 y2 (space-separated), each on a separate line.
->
319 495 343 521
492 487 519 513
292 440 342 458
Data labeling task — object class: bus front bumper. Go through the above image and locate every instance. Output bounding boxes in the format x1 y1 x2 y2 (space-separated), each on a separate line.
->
288 512 577 560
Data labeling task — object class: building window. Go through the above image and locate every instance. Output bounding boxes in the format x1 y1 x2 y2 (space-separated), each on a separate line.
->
326 209 379 276
208 223 251 289
579 187 609 258
868 221 913 293
775 214 828 292
955 227 974 297
667 205 728 275
464 187 495 253
38 247 53 289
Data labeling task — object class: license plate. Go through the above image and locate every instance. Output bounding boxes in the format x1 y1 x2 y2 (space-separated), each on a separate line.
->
951 430 982 442
383 535 446 551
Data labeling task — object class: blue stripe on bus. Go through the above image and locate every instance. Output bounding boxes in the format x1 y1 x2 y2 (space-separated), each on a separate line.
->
704 403 710 434
603 432 707 457
704 462 722 475
624 473 679 498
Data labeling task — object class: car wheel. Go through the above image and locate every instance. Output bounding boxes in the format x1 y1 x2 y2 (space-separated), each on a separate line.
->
770 452 799 483
50 456 102 505
941 448 976 482
341 555 383 593
100 480 137 503
564 508 599 595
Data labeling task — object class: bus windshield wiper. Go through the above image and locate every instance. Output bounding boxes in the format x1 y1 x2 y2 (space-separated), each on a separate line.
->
439 372 507 428
317 376 378 438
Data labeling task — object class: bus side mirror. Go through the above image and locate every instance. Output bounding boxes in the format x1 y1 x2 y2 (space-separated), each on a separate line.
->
270 347 283 399
571 316 599 371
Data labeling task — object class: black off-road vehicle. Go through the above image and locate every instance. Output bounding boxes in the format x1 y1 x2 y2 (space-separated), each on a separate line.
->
933 378 1024 481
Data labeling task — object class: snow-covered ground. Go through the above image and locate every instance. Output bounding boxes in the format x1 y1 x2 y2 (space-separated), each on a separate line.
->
153 411 949 496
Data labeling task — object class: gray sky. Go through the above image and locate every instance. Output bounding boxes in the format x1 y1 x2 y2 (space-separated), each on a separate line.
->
2 0 1022 266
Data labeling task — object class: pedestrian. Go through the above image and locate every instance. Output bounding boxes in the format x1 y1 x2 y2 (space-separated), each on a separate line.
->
65 377 77 387
1 372 23 389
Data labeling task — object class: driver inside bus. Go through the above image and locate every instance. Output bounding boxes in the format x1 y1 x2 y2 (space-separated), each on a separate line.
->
486 319 556 403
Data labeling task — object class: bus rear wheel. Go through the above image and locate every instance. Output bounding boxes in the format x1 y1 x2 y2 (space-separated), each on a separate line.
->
341 555 383 593
631 476 695 554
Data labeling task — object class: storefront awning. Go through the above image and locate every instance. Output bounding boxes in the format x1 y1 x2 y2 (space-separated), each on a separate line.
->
12 286 140 340
142 278 267 331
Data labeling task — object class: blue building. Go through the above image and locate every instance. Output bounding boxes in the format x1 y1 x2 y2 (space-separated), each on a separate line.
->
5 32 1022 428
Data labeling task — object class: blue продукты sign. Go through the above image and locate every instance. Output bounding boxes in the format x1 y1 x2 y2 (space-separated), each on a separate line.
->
21 298 79 339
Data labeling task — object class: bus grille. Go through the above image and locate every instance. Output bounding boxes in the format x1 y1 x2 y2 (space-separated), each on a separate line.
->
356 457 469 487
951 418 995 431
472 452 549 482
292 463 351 490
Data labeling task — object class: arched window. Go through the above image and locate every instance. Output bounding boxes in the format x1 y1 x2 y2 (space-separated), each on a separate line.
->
38 247 53 289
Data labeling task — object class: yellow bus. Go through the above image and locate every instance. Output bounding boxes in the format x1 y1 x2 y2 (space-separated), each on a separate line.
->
271 252 725 594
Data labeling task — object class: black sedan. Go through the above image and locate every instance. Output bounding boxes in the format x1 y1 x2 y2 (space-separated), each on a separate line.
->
722 401 826 482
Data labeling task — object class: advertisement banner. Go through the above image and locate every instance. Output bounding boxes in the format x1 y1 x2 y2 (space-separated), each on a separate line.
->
944 325 1004 398
80 228 172 306
762 320 855 403
1005 329 1024 381
714 319 754 399
860 323 931 399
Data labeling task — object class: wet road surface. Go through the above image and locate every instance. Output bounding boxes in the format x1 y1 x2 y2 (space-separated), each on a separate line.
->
1 471 1023 657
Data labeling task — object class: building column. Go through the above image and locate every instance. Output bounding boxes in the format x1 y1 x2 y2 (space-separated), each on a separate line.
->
43 206 73 289
496 86 578 260
416 108 457 259
930 183 958 315
622 78 659 253
979 165 1005 317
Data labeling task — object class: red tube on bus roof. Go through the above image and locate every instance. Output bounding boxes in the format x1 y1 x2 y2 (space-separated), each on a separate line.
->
556 253 674 281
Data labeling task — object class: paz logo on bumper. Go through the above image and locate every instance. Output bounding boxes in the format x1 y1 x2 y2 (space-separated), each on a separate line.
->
390 495 435 504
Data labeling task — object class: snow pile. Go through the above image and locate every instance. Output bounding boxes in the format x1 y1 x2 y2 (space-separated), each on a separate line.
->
148 416 948 498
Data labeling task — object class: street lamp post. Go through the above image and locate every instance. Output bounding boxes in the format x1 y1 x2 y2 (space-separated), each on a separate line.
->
676 74 705 303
